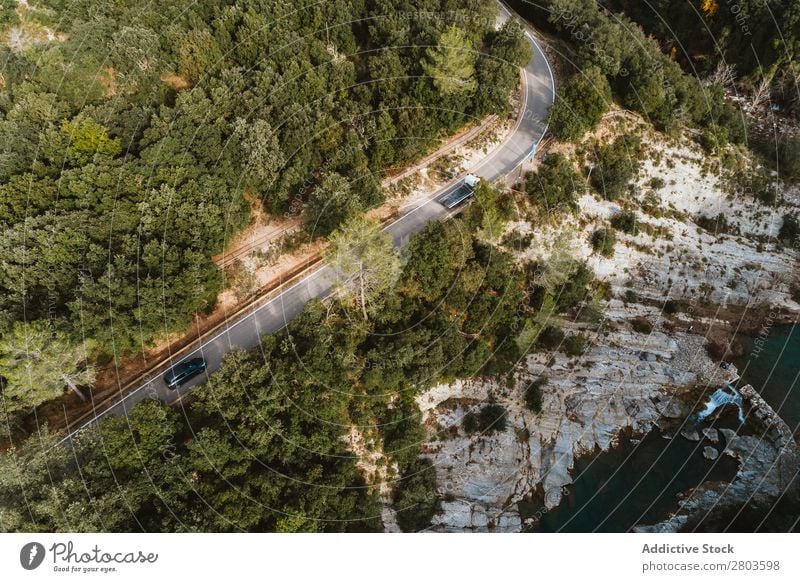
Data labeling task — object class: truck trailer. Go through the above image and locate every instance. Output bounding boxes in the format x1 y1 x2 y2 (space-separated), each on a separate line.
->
440 173 480 209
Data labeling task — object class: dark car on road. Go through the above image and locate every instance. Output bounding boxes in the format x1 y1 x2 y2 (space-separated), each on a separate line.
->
163 357 206 389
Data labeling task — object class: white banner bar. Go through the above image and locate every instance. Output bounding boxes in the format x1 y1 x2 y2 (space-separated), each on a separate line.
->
0 533 797 581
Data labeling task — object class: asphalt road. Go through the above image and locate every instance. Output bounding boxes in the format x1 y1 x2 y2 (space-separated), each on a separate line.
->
59 2 555 443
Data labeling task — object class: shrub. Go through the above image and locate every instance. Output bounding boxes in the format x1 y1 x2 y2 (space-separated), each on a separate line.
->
631 317 653 334
463 404 508 435
394 458 440 532
536 325 565 350
478 404 508 434
525 153 583 213
563 333 587 356
590 135 642 200
611 208 639 234
524 378 547 413
700 125 729 153
463 412 479 434
224 260 259 301
778 136 800 181
590 227 616 257
694 213 730 234
548 67 612 142
578 299 605 323
502 229 533 250
553 261 595 311
756 185 778 206
0 5 19 27
514 426 531 442
779 213 799 243
641 190 663 216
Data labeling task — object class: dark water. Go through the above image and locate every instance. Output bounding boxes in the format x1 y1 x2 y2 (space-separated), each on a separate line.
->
522 429 739 532
522 324 800 532
733 323 800 433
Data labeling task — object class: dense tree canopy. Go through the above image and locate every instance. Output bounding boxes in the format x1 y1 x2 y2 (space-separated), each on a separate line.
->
611 0 800 101
0 0 526 368
548 67 611 141
0 320 95 413
422 25 478 96
510 0 748 138
0 180 607 532
325 215 402 320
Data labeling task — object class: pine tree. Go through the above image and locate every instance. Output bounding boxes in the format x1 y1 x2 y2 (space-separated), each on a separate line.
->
0 321 95 412
421 25 478 96
325 216 401 320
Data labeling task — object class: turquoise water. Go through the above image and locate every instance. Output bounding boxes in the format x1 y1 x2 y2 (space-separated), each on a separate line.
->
733 324 800 432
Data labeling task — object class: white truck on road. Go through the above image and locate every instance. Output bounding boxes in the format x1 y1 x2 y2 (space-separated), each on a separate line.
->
440 173 480 208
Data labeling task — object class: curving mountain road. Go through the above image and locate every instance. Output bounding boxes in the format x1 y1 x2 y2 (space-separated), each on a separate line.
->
58 2 554 444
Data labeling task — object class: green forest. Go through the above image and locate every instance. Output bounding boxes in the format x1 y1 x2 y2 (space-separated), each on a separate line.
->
510 0 749 143
0 185 604 532
0 0 528 416
507 0 800 195
610 0 799 100
2 0 798 534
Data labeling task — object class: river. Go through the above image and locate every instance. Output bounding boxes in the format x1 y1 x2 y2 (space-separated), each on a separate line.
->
522 429 739 532
522 324 800 532
733 323 800 432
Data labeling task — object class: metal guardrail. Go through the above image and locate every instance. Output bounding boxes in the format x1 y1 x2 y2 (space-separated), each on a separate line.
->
212 117 502 271
213 222 300 269
382 115 499 187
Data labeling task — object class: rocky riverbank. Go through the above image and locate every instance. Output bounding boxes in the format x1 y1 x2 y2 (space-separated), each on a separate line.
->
418 325 797 532
634 384 799 532
416 326 739 532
